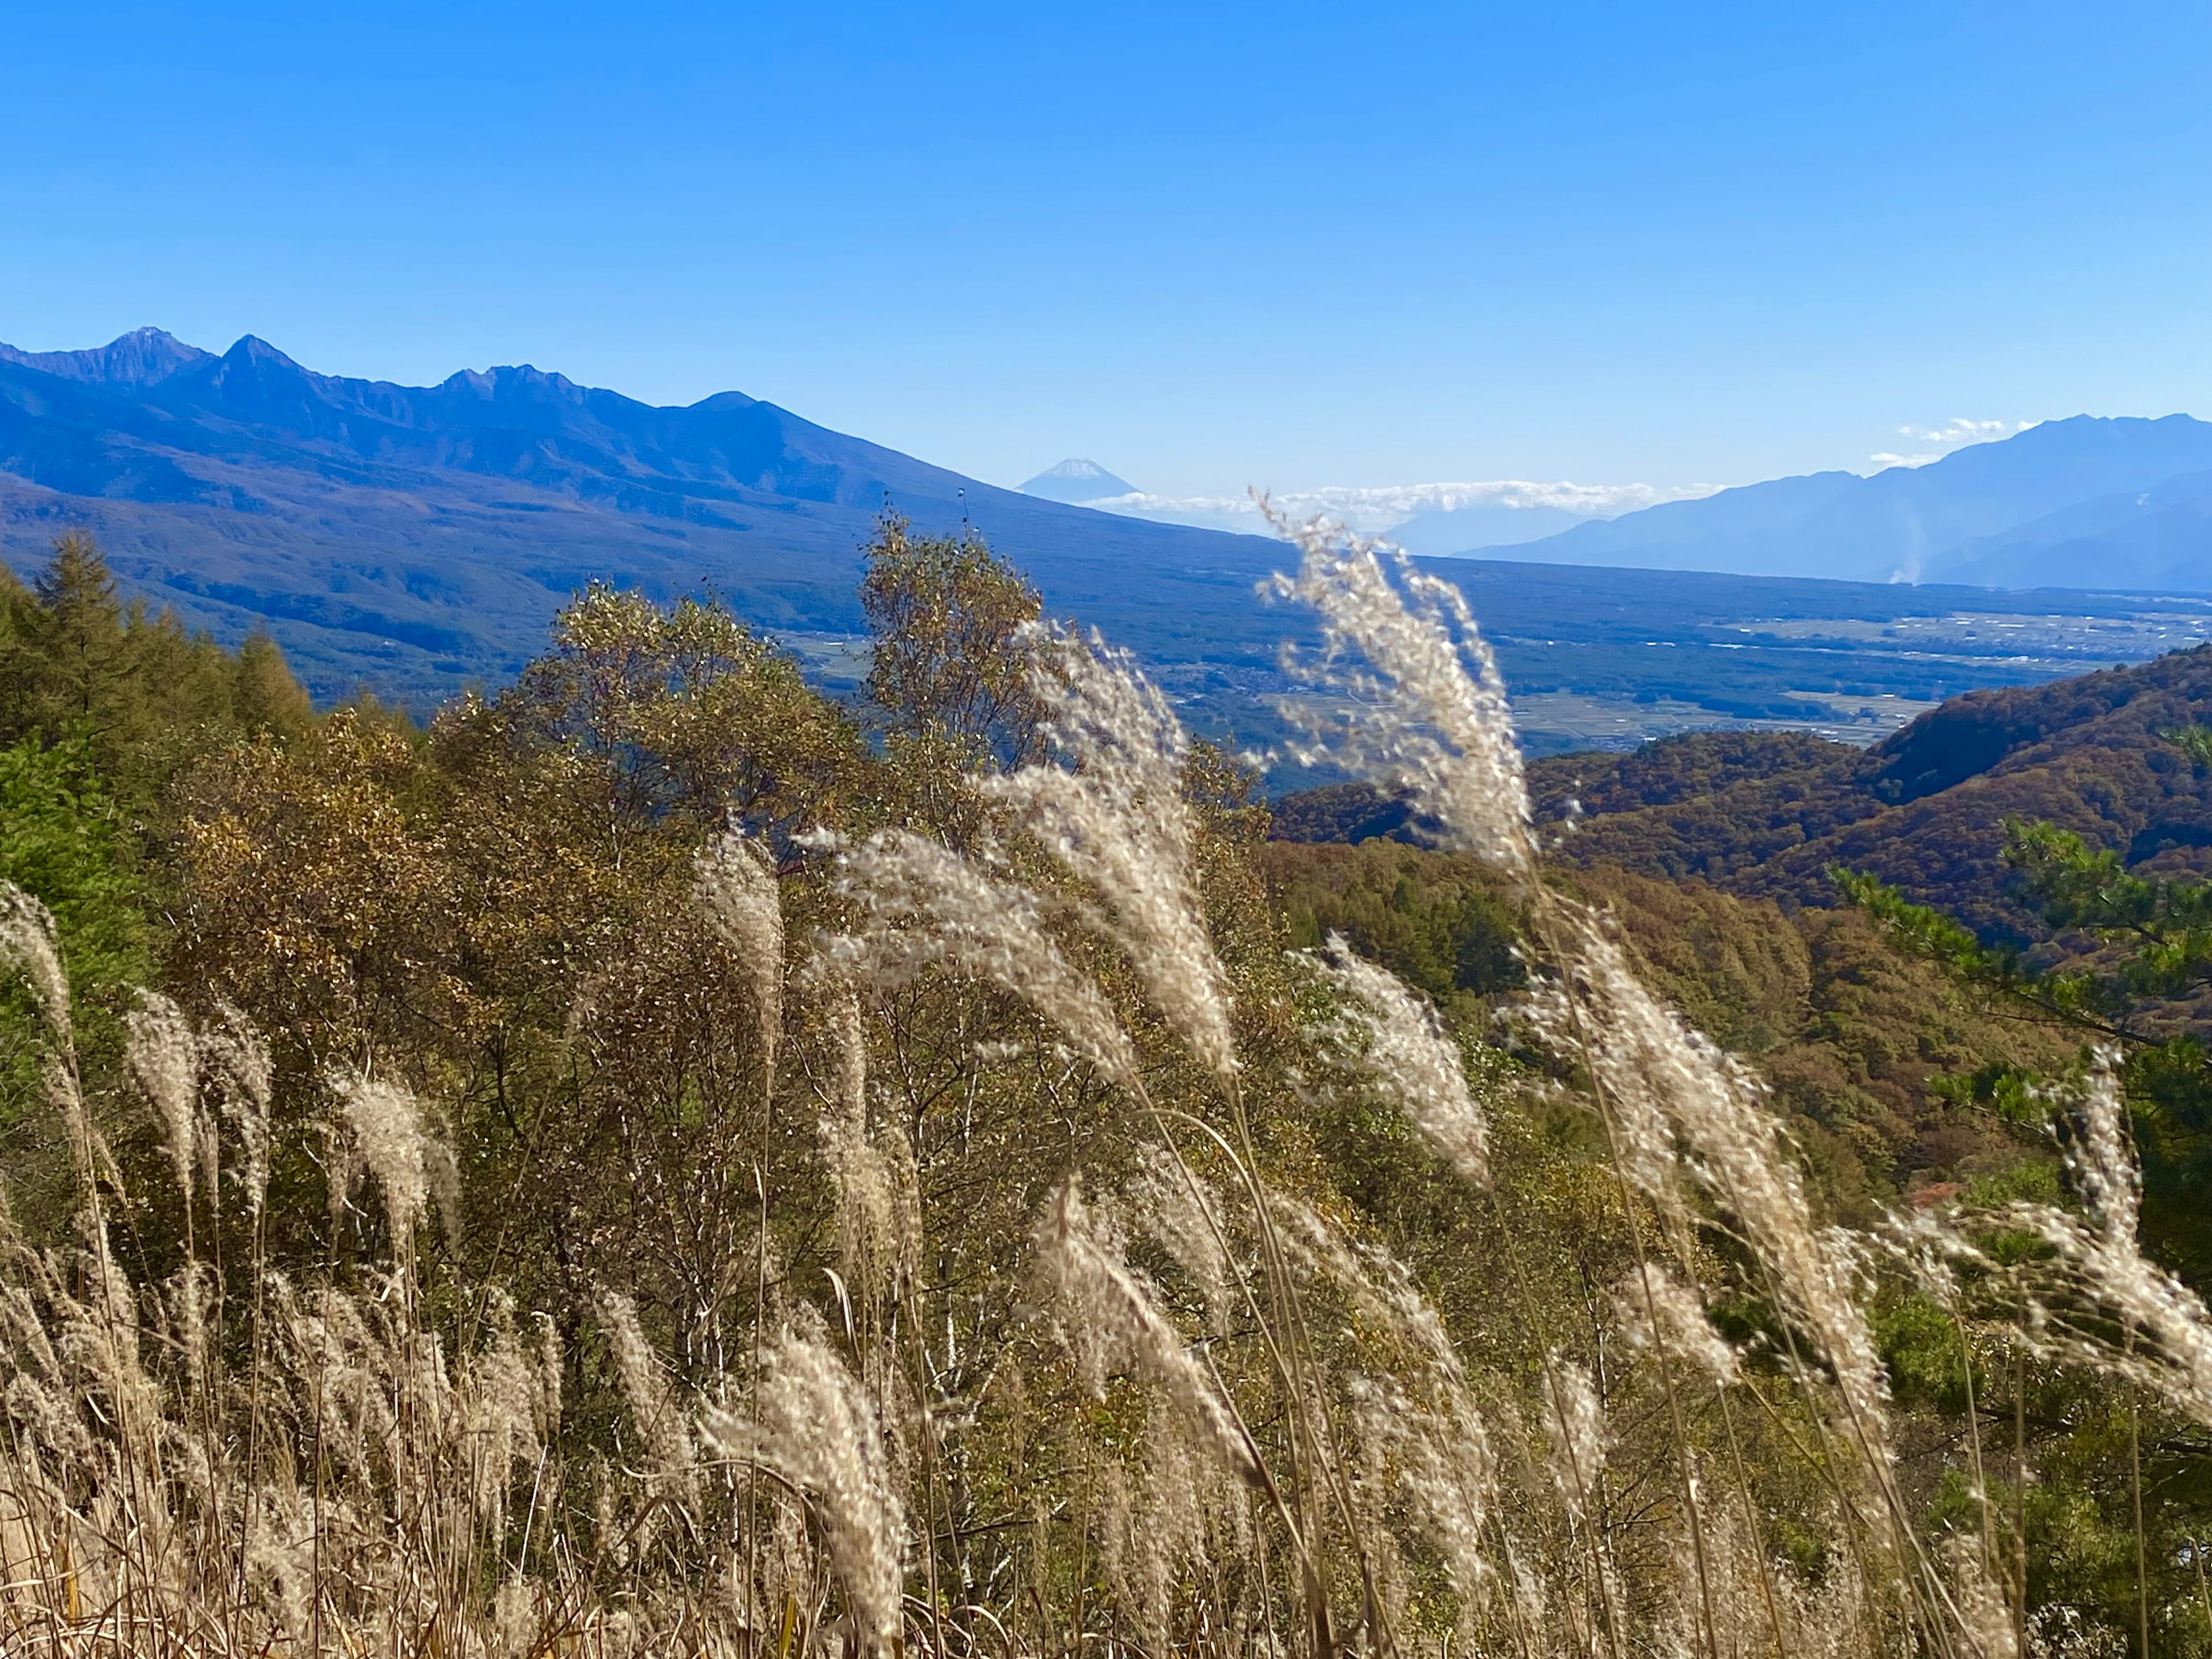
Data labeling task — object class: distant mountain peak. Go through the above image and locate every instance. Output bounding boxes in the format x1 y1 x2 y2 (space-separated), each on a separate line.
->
223 334 305 368
0 326 214 387
1020 457 1138 503
1498 412 2212 585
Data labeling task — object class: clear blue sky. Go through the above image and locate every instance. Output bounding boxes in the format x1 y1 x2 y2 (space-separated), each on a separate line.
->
5 1 2211 498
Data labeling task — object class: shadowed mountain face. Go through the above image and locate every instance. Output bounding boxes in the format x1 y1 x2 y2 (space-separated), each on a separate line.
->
0 331 1292 702
1498 414 2212 586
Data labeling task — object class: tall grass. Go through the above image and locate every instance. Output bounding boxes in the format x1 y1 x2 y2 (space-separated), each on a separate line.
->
0 517 2200 1657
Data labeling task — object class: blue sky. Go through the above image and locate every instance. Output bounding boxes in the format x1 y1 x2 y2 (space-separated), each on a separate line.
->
5 1 2211 501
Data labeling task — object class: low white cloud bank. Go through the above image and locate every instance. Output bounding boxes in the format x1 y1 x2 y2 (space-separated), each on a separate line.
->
1071 478 1718 536
1870 418 2037 470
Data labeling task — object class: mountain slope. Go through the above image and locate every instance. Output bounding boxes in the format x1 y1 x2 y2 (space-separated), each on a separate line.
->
6 330 2206 745
0 325 214 387
1506 415 2212 584
1276 644 2212 943
1931 469 2212 589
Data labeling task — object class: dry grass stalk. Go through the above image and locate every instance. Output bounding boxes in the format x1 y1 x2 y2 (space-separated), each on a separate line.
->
1263 508 1533 876
1907 1052 2212 1426
330 1071 460 1251
703 1320 907 1653
124 991 203 1206
826 828 1141 1088
1313 931 1492 1188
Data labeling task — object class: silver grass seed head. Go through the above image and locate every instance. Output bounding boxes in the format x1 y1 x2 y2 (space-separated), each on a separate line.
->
0 883 72 1043
1946 1052 2212 1422
1349 1373 1497 1604
828 829 1140 1089
698 824 785 1077
988 627 1238 1081
2063 1047 2140 1242
1263 509 1533 879
1539 1355 1610 1519
595 1290 694 1483
1033 1177 1264 1489
1612 1263 1737 1389
207 1003 274 1215
1120 1143 1232 1334
329 1072 451 1251
1314 933 1491 1188
125 991 203 1203
1547 910 1892 1459
819 992 921 1305
534 1310 563 1435
702 1322 906 1652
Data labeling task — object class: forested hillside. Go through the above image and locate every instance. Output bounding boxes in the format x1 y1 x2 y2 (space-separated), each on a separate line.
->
1283 645 2212 939
1 526 2209 1658
1525 649 2212 940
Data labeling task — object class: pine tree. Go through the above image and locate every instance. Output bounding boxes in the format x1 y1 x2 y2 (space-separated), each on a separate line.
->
24 531 133 736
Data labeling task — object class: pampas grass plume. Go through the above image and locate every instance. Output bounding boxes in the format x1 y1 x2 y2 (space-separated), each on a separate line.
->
699 825 785 1078
126 992 203 1203
988 628 1238 1081
1315 931 1491 1187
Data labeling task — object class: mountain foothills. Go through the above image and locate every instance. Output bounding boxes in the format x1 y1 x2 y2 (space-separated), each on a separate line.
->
1279 638 2212 1262
1531 646 2212 933
4 518 2212 1653
1279 639 2212 951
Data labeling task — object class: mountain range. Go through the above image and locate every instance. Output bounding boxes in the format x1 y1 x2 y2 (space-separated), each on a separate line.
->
4 328 2211 718
0 329 1291 702
1483 414 2212 586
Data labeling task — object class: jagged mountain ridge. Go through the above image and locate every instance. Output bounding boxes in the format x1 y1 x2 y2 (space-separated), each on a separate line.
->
4 329 2203 730
0 325 215 387
0 330 1291 701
